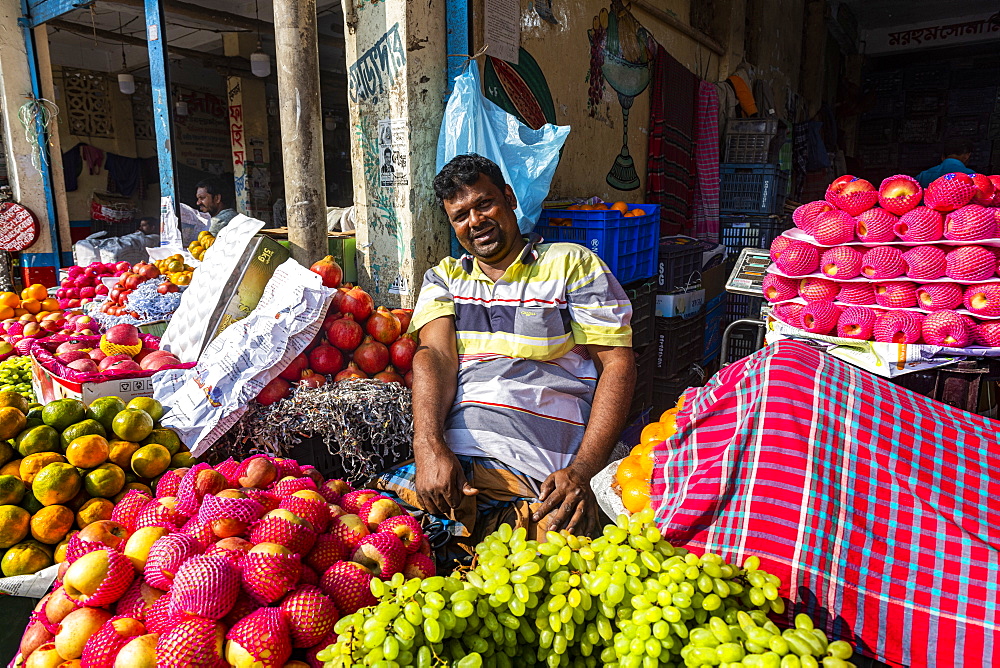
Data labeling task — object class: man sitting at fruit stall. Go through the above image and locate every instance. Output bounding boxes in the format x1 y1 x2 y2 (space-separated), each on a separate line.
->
195 178 238 236
374 154 635 561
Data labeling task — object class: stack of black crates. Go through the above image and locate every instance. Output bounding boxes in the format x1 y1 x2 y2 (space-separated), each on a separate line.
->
719 119 793 363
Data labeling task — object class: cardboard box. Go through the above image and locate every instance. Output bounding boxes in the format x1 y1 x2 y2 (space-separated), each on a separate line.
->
261 228 357 284
701 264 727 303
655 289 704 318
31 358 155 404
207 236 291 339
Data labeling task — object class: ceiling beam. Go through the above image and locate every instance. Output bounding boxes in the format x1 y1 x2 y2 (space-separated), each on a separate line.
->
103 0 345 48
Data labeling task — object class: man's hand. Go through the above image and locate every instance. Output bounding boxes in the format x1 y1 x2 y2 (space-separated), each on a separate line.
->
532 464 599 535
414 440 478 516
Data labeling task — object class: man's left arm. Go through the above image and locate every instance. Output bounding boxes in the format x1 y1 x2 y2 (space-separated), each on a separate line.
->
533 344 635 534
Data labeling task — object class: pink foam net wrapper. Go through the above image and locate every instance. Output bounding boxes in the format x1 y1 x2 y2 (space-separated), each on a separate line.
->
214 458 242 487
81 615 145 668
272 476 318 497
144 533 204 590
114 577 163 620
198 494 265 526
76 549 135 607
143 589 175 634
249 516 317 556
156 469 185 498
243 488 280 512
306 630 338 667
110 489 153 533
173 462 213 517
837 190 879 216
134 498 186 531
65 532 110 563
299 564 320 587
235 454 276 484
280 585 339 648
180 516 218 549
156 614 228 668
278 495 330 532
169 555 240 620
241 551 302 604
274 458 303 478
226 607 292 667
33 605 66 635
204 542 249 569
222 589 262 628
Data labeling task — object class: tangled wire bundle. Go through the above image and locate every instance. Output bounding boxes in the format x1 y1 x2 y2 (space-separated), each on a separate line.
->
219 379 413 483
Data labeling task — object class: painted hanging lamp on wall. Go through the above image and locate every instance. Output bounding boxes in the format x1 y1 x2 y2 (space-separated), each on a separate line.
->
250 0 271 78
117 13 135 95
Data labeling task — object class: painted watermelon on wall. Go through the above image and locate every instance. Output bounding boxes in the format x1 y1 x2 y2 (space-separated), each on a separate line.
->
484 48 557 131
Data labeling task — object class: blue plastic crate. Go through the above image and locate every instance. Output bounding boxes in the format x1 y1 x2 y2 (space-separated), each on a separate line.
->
536 204 659 285
702 293 726 364
719 164 789 215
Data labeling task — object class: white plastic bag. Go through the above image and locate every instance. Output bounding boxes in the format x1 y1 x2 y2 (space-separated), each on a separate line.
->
436 64 570 232
154 259 334 457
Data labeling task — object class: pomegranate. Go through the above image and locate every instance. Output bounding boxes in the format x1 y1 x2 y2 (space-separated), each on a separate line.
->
135 262 161 281
327 314 363 352
339 286 374 322
354 335 389 375
403 370 413 389
389 335 417 373
331 287 349 313
391 309 413 332
366 307 401 345
374 365 405 385
322 308 343 332
299 369 327 388
257 377 292 406
279 353 310 381
309 341 344 375
334 361 368 382
309 255 344 288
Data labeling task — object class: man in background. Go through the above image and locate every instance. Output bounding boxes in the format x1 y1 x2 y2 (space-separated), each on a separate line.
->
917 141 975 187
195 178 238 235
137 216 160 247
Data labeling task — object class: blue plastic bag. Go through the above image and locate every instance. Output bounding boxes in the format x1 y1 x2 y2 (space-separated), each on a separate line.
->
437 64 570 233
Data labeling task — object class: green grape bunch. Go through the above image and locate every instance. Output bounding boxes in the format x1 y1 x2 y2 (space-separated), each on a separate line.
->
317 509 855 668
0 355 35 402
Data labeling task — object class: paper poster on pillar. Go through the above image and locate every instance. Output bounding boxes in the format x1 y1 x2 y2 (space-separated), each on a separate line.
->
378 118 409 188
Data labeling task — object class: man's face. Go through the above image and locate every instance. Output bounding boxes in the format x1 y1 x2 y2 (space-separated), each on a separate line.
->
138 219 156 234
443 174 520 264
196 187 221 216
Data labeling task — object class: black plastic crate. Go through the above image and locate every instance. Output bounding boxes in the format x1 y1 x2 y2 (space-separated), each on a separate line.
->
723 119 779 163
624 279 656 349
857 118 895 145
654 311 705 379
652 365 706 415
629 343 655 418
723 321 764 364
724 293 765 326
720 215 791 269
657 236 702 294
898 117 939 143
719 164 789 215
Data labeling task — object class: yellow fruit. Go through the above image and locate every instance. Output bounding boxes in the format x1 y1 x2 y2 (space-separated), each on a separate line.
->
170 452 197 468
0 406 26 440
0 473 25 505
127 398 163 422
31 463 82 506
76 497 115 527
113 482 152 503
1 539 53 576
0 504 30 547
1 457 23 477
131 444 170 479
108 440 141 469
65 434 110 468
620 479 651 514
83 463 126 498
0 390 30 413
30 505 75 544
0 439 14 468
20 452 67 485
112 409 154 442
55 531 78 562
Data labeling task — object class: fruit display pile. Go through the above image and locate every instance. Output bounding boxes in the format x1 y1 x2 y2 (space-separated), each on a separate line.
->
0 355 35 402
188 230 215 262
0 284 73 353
11 454 433 668
255 255 416 405
94 259 190 322
0 392 192 577
319 509 856 668
613 396 685 516
766 172 1000 347
38 323 182 378
57 262 130 310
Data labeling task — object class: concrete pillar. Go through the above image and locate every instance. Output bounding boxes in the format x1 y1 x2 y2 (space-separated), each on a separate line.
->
273 0 326 265
0 0 58 284
342 0 449 307
223 33 271 222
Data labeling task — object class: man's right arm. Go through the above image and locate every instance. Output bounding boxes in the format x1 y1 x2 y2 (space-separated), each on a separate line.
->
411 316 477 515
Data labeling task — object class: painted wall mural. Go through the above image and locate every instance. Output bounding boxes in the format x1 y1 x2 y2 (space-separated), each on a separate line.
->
587 0 656 191
484 47 556 130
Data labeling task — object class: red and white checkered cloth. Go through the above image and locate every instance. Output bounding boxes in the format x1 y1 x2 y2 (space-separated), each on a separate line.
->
651 341 1000 667
692 80 720 242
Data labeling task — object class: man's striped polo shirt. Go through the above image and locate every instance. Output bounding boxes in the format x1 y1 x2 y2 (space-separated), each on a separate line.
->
409 234 632 482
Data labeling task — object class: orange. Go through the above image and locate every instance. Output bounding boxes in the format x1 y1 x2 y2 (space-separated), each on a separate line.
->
0 406 26 440
0 505 30 547
20 298 41 315
83 463 125 498
0 306 13 320
112 482 152 503
41 298 60 311
31 462 81 506
620 479 651 513
615 455 646 485
676 394 686 410
658 408 679 423
640 420 675 445
20 452 66 485
12 308 26 317
30 504 75 544
21 284 48 302
55 531 78 562
610 201 629 214
0 458 22 477
76 497 114 527
65 434 110 468
107 440 141 469
130 443 170 479
0 292 19 308
1 540 52 576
